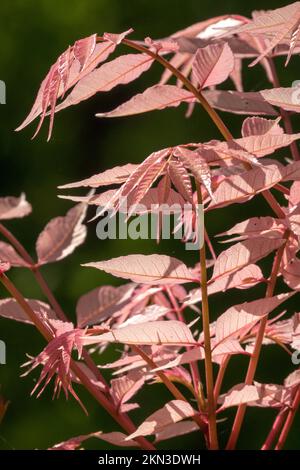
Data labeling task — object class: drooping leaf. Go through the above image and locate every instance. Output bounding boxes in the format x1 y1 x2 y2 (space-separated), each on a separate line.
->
83 254 196 284
97 85 195 118
36 203 87 265
55 54 154 113
58 163 138 190
175 147 213 197
0 194 32 220
73 34 97 71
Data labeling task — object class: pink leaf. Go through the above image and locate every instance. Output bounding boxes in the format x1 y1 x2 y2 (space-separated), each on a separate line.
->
192 42 234 89
217 216 285 242
175 147 213 198
49 432 101 450
58 163 137 189
76 283 136 327
261 86 300 113
96 432 138 447
211 238 284 281
83 254 196 284
155 420 199 443
36 203 87 265
241 117 283 137
168 158 193 203
186 264 263 305
96 85 194 118
0 194 32 220
0 262 10 275
126 400 196 440
282 258 300 290
208 162 286 210
0 242 30 267
55 54 154 113
73 34 97 71
226 3 300 66
234 133 300 158
215 293 293 343
111 371 145 412
218 384 259 409
84 320 197 347
203 90 278 115
0 298 56 324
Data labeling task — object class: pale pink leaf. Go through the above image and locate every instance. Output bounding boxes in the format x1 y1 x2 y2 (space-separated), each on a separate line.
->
241 117 283 137
218 384 259 409
83 254 196 284
84 320 196 347
155 420 199 443
282 258 300 290
211 238 284 281
261 87 300 113
0 298 56 324
73 34 97 71
192 42 234 89
0 242 30 267
217 216 285 242
203 90 278 115
0 194 32 220
96 432 138 447
55 54 154 113
97 85 195 118
215 293 293 343
126 400 195 440
49 432 101 450
208 162 286 210
186 264 263 305
58 163 138 189
226 3 300 66
36 203 87 265
234 133 300 158
76 283 135 327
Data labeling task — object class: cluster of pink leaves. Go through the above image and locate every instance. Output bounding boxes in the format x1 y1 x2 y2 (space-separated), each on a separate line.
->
1 2 300 450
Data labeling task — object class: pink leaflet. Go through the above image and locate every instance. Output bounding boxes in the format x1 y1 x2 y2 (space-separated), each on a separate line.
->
192 42 234 89
0 298 56 324
83 320 197 347
36 203 87 265
82 254 196 285
0 194 32 220
97 85 194 118
126 400 196 440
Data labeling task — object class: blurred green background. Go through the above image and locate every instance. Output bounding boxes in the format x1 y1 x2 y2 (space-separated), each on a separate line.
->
0 0 299 450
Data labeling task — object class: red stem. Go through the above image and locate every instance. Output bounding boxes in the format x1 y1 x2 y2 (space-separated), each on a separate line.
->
275 387 300 450
226 236 288 449
0 272 155 450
